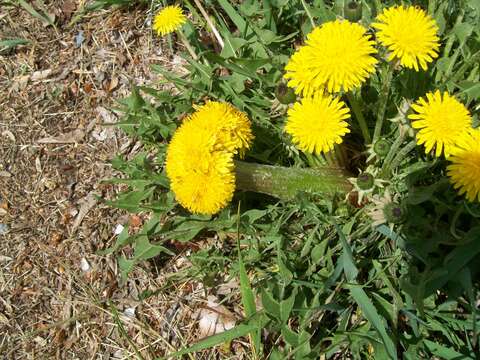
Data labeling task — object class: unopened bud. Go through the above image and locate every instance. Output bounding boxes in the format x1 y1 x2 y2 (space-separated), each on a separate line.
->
374 139 390 157
344 1 362 22
383 202 406 224
357 173 374 190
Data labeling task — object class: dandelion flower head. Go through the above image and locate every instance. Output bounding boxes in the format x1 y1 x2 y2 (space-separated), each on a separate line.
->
372 6 440 71
188 101 254 156
285 94 351 154
166 119 235 215
447 129 480 202
153 5 186 36
284 20 378 95
283 47 319 98
408 90 472 158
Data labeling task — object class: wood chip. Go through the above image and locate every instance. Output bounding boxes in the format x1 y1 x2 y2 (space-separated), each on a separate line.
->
37 129 85 144
30 69 53 82
72 193 97 231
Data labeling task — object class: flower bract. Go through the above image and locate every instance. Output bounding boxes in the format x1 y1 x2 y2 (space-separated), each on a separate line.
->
372 6 440 71
408 90 472 158
447 130 480 202
284 20 378 95
285 95 351 154
153 5 186 36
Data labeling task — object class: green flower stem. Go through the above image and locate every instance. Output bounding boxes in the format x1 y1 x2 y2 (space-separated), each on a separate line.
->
334 144 348 169
300 0 316 28
192 0 224 48
234 161 352 200
382 140 417 177
176 29 198 60
372 0 382 17
427 0 437 15
324 151 340 167
448 50 480 84
305 153 328 168
387 140 417 173
347 92 371 144
373 62 395 143
381 128 406 176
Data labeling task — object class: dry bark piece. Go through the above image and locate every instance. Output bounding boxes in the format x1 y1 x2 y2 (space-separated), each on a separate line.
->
71 193 98 231
37 129 85 144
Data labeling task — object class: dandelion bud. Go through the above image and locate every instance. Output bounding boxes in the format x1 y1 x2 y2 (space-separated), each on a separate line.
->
374 139 390 157
344 1 362 22
357 173 374 190
275 83 296 105
383 202 405 224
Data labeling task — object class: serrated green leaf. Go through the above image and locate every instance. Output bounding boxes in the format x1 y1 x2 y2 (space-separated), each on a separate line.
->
457 81 480 100
260 288 281 319
281 325 299 347
104 187 155 212
333 221 358 282
0 38 30 52
280 288 297 323
423 340 474 359
425 227 480 296
97 225 131 255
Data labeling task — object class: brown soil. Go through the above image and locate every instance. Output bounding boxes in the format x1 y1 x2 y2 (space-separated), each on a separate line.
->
0 3 240 358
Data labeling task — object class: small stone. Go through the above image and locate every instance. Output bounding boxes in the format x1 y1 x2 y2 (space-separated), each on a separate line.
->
114 224 124 235
0 224 9 235
123 307 136 318
80 258 90 272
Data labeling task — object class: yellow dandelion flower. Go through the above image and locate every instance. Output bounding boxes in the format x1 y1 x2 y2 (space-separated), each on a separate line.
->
447 130 480 202
153 5 186 36
408 90 472 158
372 6 440 71
285 95 351 154
166 120 235 215
283 47 319 98
188 101 254 156
284 20 378 95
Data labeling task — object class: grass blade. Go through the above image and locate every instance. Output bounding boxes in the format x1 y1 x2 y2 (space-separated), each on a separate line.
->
109 302 146 360
17 0 56 29
349 285 398 360
164 315 269 358
236 203 262 357
216 0 248 35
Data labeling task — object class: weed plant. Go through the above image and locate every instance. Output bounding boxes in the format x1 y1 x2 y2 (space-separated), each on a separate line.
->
104 0 480 358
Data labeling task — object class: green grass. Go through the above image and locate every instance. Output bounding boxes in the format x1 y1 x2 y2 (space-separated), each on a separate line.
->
104 0 480 358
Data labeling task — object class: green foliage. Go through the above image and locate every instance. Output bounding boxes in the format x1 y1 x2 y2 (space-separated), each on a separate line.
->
0 38 30 54
103 0 480 358
16 0 57 29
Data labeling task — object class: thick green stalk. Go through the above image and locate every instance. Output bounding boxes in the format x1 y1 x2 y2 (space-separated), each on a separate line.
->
347 92 371 144
235 161 351 200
